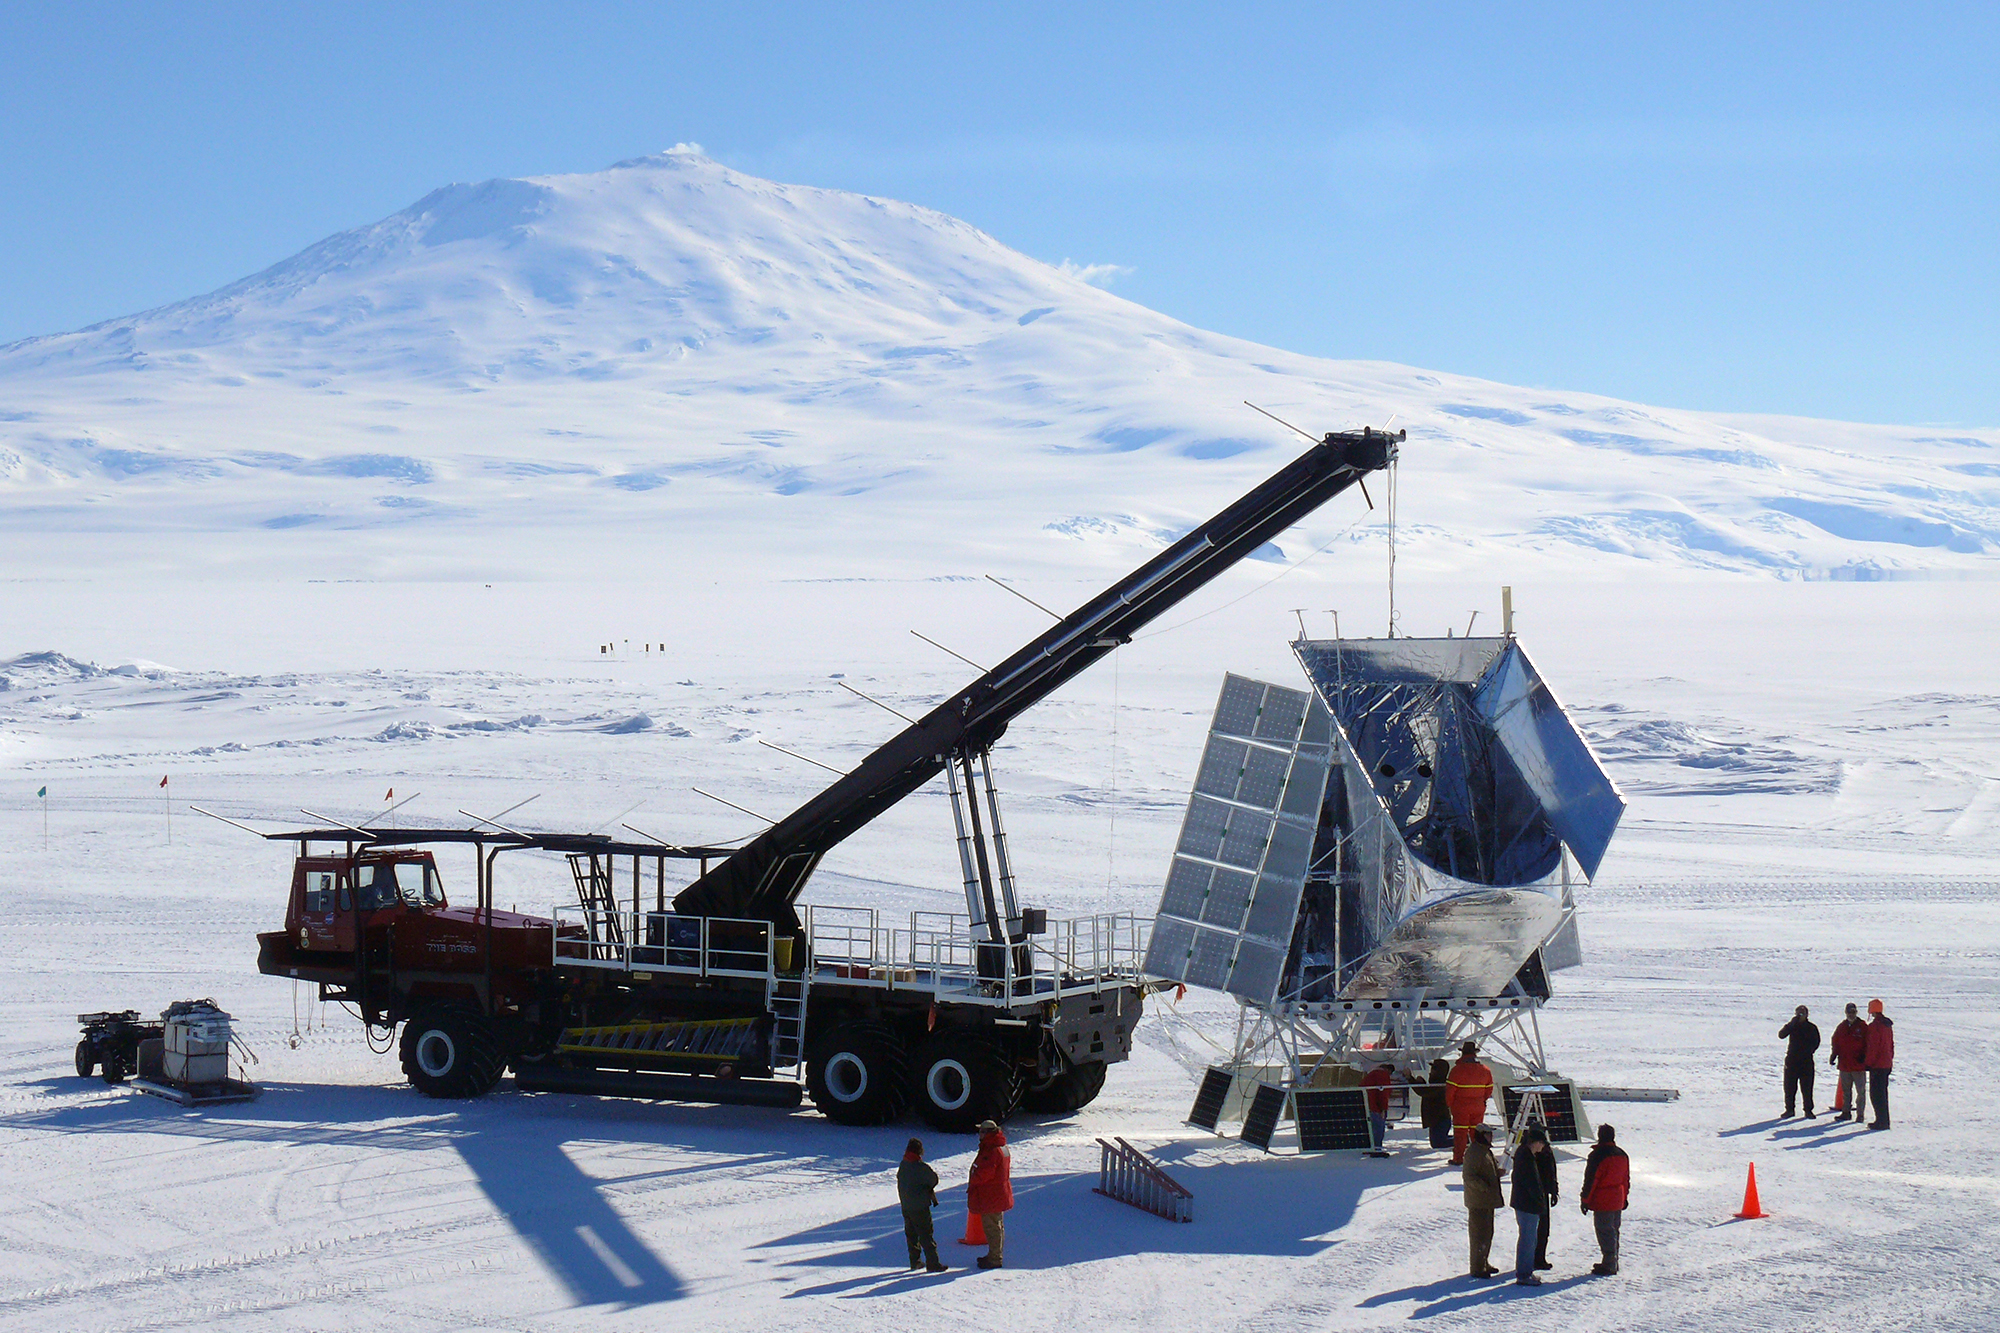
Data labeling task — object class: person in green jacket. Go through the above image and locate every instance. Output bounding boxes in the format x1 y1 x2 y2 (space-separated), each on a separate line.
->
1460 1125 1506 1278
897 1138 948 1272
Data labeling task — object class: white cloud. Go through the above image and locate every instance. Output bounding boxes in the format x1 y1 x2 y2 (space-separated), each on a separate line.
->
1058 259 1134 287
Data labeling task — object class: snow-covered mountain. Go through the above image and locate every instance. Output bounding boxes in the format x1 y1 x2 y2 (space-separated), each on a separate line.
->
2 145 1994 581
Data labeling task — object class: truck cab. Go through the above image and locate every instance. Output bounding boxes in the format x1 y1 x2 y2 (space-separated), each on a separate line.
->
287 853 443 954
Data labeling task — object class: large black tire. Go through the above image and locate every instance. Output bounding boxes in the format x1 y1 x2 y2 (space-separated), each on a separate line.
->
806 1023 910 1126
1021 1057 1109 1116
400 1008 507 1099
75 1039 96 1079
101 1052 129 1085
910 1031 1023 1133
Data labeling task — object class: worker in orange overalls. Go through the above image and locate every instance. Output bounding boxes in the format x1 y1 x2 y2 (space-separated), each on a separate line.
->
1446 1041 1495 1165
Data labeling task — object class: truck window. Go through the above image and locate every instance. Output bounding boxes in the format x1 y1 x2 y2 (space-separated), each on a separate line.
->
304 872 339 914
354 864 400 912
392 861 443 907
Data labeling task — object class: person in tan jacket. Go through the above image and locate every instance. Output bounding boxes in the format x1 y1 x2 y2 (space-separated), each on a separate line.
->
1460 1124 1506 1278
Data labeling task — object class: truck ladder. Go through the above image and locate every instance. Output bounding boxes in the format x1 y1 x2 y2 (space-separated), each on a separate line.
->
767 968 812 1080
567 854 625 958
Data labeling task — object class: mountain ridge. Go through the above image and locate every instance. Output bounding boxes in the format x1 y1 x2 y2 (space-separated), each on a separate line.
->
1 148 1994 582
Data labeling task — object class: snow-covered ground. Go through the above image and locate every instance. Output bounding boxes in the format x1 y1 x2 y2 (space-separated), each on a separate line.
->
1 150 1996 1329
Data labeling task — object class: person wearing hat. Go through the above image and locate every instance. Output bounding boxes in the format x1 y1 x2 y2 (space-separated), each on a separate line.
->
1829 1003 1869 1122
897 1137 948 1273
1460 1124 1506 1278
1508 1125 1555 1286
1445 1042 1495 1166
966 1118 1013 1268
1864 999 1895 1129
1578 1124 1630 1276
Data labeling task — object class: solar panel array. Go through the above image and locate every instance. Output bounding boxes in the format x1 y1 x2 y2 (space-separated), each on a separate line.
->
1144 674 1334 1006
1240 1083 1288 1151
1186 1067 1233 1132
1293 1088 1375 1151
1502 1081 1582 1143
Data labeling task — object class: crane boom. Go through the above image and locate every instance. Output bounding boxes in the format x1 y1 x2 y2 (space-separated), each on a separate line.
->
674 427 1401 928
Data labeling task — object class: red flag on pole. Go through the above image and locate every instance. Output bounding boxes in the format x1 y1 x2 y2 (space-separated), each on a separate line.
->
159 775 169 788
385 788 394 800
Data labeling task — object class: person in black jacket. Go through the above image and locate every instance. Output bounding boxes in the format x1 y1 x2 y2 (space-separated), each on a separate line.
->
1779 1005 1821 1118
1509 1126 1556 1286
896 1138 948 1272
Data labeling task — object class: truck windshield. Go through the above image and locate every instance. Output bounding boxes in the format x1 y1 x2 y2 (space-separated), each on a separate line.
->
356 860 443 909
392 860 444 907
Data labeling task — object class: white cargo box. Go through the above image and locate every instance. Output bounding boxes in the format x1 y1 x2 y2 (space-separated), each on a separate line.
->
165 1049 229 1083
160 1000 236 1084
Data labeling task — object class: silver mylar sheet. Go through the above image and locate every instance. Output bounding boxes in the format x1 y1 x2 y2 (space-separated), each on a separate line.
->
1289 635 1623 1001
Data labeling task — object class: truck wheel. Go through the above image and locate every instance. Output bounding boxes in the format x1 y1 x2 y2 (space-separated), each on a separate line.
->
1021 1057 1108 1115
806 1023 910 1126
400 1009 506 1099
910 1032 1021 1133
75 1040 96 1079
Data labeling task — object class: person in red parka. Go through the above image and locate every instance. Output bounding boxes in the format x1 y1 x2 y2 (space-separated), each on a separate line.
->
1864 999 1895 1130
1828 1002 1869 1123
1446 1042 1495 1165
1361 1060 1396 1155
967 1119 1014 1269
1578 1123 1631 1276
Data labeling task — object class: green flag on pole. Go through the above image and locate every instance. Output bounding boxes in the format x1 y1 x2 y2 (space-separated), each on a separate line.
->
37 787 46 798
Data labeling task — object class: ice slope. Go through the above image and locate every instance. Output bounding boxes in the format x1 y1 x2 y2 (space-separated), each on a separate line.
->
1 146 1996 582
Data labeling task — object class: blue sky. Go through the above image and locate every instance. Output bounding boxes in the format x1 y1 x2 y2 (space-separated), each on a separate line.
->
2 3 1995 425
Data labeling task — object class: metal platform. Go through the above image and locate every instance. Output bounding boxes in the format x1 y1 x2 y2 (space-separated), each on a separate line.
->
130 1076 260 1107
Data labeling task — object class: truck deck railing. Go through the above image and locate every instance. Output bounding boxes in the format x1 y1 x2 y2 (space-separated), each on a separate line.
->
551 904 1151 1007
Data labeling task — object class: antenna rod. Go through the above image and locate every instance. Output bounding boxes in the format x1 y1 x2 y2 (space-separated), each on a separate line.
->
620 822 692 852
1244 400 1320 443
984 574 1063 621
692 787 773 824
757 738 846 775
836 679 918 724
588 799 647 836
300 807 377 840
190 805 265 837
458 808 530 838
910 629 989 672
382 790 423 819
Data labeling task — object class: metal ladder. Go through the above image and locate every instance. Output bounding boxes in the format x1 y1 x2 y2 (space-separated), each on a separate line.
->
567 854 624 958
767 963 811 1079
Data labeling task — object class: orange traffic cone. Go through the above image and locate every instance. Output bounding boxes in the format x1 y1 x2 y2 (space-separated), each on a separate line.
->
1735 1162 1765 1220
1833 1081 1845 1113
957 1211 986 1245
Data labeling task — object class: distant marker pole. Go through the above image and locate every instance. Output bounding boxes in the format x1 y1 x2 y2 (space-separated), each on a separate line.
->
38 785 48 850
160 774 171 845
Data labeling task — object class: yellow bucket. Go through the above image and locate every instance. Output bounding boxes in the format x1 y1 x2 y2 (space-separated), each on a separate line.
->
773 938 796 973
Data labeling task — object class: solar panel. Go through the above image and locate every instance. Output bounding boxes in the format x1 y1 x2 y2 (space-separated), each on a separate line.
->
1294 1088 1375 1152
1186 1067 1233 1131
1502 1081 1581 1143
1241 1083 1287 1151
1147 674 1335 1006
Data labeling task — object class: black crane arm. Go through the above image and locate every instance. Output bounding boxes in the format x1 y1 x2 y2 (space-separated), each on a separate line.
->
674 427 1401 927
